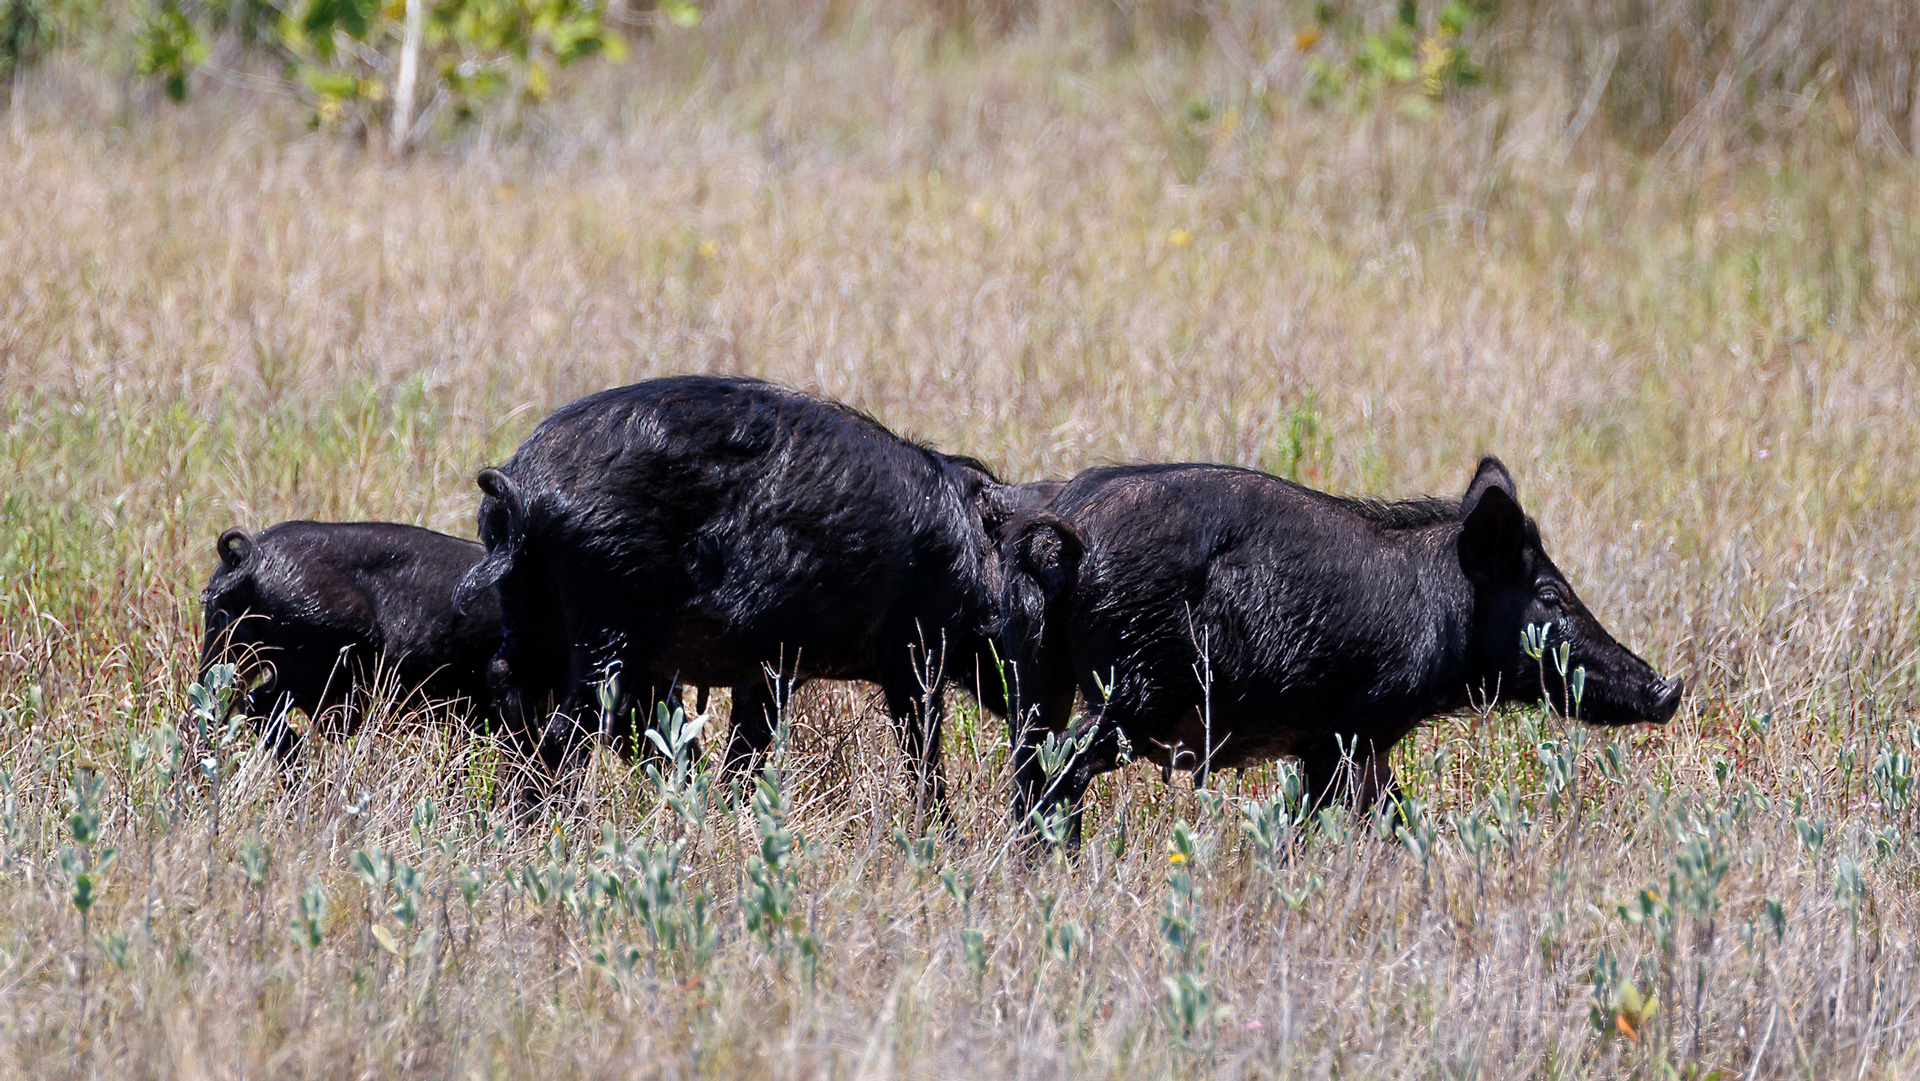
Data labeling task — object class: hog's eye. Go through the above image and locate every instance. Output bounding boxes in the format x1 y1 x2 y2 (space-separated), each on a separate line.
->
1537 583 1563 606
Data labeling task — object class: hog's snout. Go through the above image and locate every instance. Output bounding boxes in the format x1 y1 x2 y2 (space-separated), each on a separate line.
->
1649 675 1684 724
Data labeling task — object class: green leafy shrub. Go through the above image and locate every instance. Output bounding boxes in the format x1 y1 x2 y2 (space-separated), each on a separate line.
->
1305 0 1484 114
1 0 55 95
130 0 649 142
135 0 205 101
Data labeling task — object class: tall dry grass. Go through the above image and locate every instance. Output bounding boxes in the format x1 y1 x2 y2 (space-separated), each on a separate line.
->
3 2 1920 1077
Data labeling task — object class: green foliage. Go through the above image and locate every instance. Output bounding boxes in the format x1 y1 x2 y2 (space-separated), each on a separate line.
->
292 880 327 950
1240 763 1310 881
1869 734 1914 819
585 708 719 980
1 0 56 89
1260 393 1330 483
960 927 988 979
1669 827 1730 922
1392 794 1436 867
641 698 710 829
1832 857 1867 920
1305 0 1484 114
742 724 815 974
282 0 631 129
186 662 252 882
1794 814 1826 861
61 769 115 917
1037 890 1085 965
655 0 695 28
1159 818 1218 1051
939 864 975 912
1025 726 1101 852
1587 948 1658 1043
58 769 116 995
236 829 271 888
129 0 654 138
1451 809 1501 866
0 771 21 873
291 0 380 54
135 0 205 102
1534 737 1575 812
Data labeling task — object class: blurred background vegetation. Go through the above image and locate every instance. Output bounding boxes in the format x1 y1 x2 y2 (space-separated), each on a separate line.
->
6 0 1920 157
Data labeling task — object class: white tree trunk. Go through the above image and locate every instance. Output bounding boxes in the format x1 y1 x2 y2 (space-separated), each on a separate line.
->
391 0 425 156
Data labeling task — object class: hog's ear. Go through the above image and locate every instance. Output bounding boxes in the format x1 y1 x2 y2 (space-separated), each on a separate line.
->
1457 460 1525 586
973 480 1018 538
217 528 252 570
1460 457 1518 509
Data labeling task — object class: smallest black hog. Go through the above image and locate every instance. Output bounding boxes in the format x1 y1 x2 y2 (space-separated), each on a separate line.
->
196 521 502 772
1001 457 1683 842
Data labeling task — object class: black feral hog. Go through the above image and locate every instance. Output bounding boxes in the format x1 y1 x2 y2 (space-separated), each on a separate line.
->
197 521 503 771
454 375 1026 809
1001 457 1682 837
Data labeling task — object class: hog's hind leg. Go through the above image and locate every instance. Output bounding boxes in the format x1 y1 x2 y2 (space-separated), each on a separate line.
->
719 677 783 786
1299 733 1404 819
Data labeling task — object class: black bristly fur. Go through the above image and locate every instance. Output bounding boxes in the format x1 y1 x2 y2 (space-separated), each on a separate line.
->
197 521 503 774
1000 456 1683 842
456 375 1037 810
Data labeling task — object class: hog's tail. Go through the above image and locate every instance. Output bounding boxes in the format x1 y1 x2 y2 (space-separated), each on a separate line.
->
217 527 253 569
456 467 527 613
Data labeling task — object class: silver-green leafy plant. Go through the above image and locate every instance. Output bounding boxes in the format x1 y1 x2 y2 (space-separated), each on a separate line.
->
642 699 710 835
236 828 272 953
602 823 714 977
961 927 990 982
1394 794 1437 873
292 879 327 952
1159 819 1217 1052
742 723 815 978
1868 737 1913 853
59 768 115 1001
1037 890 1085 966
1241 763 1311 901
187 661 251 898
1026 726 1097 852
1152 825 1213 1052
352 843 428 963
1833 857 1867 925
1451 809 1502 895
0 770 20 877
941 862 987 983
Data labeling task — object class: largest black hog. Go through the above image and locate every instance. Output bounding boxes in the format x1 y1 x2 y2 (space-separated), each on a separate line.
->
455 375 1022 808
197 521 503 771
1001 457 1682 836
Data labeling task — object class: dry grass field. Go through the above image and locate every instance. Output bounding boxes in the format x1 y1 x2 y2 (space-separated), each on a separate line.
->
4 2 1920 1077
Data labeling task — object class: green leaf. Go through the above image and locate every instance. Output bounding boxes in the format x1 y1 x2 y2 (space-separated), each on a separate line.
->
137 0 209 103
300 0 380 46
662 0 699 28
370 924 403 956
299 66 362 101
